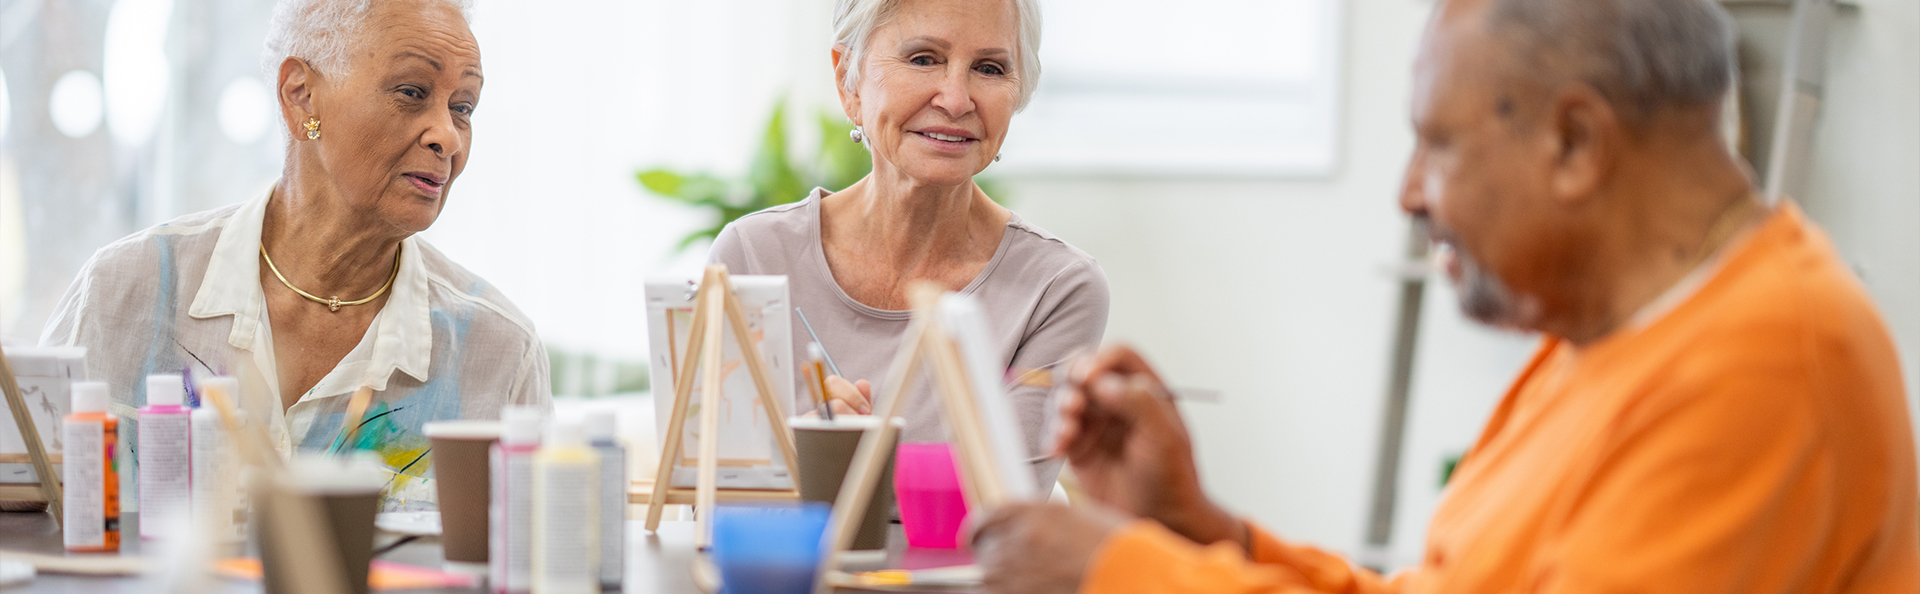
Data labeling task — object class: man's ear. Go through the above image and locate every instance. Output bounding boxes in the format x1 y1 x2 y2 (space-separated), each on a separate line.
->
277 57 319 139
832 44 862 126
1545 83 1617 205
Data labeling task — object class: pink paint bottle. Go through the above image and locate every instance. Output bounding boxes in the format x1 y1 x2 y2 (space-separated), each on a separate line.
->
490 406 544 594
138 374 191 540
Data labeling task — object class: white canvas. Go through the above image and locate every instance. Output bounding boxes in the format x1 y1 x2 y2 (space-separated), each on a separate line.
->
0 347 87 484
644 276 795 490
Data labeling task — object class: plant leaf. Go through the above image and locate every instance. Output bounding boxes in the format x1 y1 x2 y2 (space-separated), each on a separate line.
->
816 113 872 192
636 169 686 197
748 100 807 207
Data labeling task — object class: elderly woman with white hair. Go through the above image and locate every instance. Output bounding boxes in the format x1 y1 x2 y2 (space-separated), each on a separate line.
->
711 0 1107 487
40 0 547 510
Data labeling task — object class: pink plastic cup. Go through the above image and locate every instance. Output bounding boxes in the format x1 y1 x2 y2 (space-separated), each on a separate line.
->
893 442 969 549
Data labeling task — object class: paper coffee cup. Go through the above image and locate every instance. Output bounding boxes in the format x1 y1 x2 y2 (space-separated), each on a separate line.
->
790 416 902 551
423 420 501 563
257 456 385 594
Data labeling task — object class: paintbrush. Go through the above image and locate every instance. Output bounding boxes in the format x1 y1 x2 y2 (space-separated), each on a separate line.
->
794 308 843 378
330 386 375 455
807 342 835 421
1009 366 1223 403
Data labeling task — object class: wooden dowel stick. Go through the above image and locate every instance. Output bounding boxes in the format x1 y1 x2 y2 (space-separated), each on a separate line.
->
694 270 729 548
911 288 1002 506
645 270 714 531
0 344 63 525
925 327 1001 507
199 380 277 470
715 268 803 484
814 317 929 594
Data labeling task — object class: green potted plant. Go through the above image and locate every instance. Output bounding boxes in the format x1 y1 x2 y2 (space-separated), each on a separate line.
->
636 101 871 251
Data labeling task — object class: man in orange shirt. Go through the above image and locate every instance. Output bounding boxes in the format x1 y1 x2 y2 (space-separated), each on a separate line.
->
971 0 1920 592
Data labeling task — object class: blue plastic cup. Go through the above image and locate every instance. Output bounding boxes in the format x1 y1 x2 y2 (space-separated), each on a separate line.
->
710 502 832 594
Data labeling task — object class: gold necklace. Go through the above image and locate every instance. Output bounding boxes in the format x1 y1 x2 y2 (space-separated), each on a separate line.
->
260 242 402 312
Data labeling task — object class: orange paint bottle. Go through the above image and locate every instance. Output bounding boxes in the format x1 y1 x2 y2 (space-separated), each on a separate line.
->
62 381 120 551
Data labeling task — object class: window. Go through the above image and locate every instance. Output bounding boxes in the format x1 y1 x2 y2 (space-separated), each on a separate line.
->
998 0 1346 176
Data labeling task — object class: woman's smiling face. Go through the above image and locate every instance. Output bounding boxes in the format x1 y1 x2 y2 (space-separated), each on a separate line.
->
294 0 481 235
844 0 1021 188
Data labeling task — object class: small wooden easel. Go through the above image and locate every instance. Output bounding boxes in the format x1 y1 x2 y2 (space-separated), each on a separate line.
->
0 342 64 525
812 283 1031 593
643 264 804 546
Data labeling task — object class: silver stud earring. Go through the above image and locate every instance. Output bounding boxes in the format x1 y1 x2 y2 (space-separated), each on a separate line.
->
849 127 865 144
993 154 1002 163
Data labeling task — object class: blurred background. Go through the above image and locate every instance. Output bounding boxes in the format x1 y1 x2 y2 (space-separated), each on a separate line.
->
1 0 1914 570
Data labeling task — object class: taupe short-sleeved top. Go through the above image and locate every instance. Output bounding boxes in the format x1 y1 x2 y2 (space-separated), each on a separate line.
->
710 188 1110 486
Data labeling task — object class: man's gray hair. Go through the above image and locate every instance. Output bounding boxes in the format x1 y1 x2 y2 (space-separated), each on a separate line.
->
262 0 474 78
832 0 1043 111
1485 0 1734 122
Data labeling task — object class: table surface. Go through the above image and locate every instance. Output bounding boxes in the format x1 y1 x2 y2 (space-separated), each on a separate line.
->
0 512 974 593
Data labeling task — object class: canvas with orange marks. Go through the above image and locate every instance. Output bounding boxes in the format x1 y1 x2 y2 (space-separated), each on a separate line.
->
645 276 796 490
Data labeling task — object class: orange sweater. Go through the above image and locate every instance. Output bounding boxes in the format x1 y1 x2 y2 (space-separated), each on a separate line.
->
1084 205 1918 594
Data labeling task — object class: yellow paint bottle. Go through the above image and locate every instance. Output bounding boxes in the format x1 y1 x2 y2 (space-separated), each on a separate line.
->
532 422 599 594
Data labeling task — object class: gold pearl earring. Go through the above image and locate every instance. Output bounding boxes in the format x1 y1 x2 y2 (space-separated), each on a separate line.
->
303 117 321 140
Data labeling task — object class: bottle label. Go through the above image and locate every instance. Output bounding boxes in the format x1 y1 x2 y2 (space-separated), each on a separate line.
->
597 445 626 586
535 461 599 593
138 412 191 539
492 450 534 593
63 419 105 548
191 415 238 538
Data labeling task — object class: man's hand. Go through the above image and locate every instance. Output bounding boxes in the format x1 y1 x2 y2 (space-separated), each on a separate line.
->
1052 344 1246 549
973 503 1130 594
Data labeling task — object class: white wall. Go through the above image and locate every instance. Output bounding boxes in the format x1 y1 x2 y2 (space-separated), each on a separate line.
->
1007 0 1920 568
428 0 841 363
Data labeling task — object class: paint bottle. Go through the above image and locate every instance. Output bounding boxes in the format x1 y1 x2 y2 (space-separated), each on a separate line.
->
533 421 600 594
191 377 245 541
62 381 119 551
491 406 544 594
586 411 626 589
138 374 191 540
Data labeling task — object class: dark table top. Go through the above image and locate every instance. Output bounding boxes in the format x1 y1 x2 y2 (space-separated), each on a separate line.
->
0 511 972 593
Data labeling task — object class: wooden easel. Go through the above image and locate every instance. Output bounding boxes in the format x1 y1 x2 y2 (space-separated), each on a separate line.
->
643 264 804 546
811 283 1026 593
0 342 64 525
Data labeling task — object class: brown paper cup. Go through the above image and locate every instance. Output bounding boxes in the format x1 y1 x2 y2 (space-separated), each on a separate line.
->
791 416 902 551
257 457 384 594
423 420 501 563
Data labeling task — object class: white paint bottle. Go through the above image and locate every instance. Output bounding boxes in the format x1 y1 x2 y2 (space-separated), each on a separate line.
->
533 422 599 594
586 411 626 589
137 374 191 540
491 406 543 594
190 376 245 541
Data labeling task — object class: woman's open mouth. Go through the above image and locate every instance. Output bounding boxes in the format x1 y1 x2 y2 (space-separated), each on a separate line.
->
404 173 446 196
911 129 977 151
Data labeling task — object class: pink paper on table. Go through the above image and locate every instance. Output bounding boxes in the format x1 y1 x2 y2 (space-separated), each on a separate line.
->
213 558 481 590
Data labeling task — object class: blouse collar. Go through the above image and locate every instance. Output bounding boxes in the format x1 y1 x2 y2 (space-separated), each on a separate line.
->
187 184 433 390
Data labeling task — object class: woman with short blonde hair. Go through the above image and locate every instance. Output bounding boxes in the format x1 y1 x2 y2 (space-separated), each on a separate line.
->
711 0 1106 488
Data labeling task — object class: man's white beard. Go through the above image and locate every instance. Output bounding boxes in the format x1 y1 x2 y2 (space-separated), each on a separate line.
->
1448 244 1543 332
